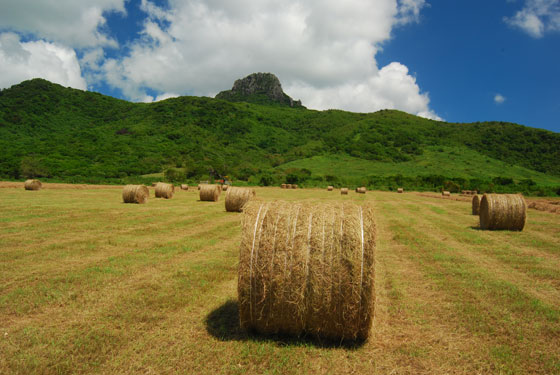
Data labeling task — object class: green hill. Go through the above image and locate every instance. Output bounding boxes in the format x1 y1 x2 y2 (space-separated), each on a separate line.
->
0 78 559 195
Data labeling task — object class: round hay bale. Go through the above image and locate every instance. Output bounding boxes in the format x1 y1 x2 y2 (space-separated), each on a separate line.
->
122 185 149 204
327 186 334 191
155 182 174 199
151 182 158 187
397 188 404 193
472 195 481 215
225 187 256 212
181 184 189 191
286 184 292 189
281 184 287 189
222 184 229 191
442 191 451 197
479 194 527 231
199 184 221 202
356 187 366 194
292 184 298 189
341 188 349 195
197 184 201 190
238 201 376 341
24 179 42 191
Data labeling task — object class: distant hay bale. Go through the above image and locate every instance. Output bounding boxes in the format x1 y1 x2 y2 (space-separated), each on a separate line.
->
198 184 201 190
122 185 149 204
286 184 292 189
356 187 366 194
181 184 189 191
151 182 157 187
222 185 229 191
327 186 334 191
281 184 287 189
238 201 376 341
24 179 42 191
155 182 174 199
292 184 298 189
199 184 221 202
442 191 451 197
397 188 404 193
225 187 256 212
472 195 481 215
341 188 349 195
479 194 527 231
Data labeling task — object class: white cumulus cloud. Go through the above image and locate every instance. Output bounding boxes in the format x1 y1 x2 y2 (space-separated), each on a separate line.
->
505 0 560 38
494 94 506 104
99 0 440 119
0 32 86 90
0 0 126 48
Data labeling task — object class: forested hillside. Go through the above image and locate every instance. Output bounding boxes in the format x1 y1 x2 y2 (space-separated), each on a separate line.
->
1 79 559 195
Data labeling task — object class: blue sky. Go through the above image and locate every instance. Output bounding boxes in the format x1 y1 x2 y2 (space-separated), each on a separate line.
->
1 0 559 132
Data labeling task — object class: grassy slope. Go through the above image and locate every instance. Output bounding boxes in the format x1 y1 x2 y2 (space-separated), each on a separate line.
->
1 79 559 191
279 146 560 186
0 185 559 374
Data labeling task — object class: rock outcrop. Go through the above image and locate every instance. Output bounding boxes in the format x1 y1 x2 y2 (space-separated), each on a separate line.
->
216 73 303 108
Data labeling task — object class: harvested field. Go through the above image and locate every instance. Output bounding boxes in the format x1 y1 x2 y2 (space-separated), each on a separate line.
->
0 184 559 374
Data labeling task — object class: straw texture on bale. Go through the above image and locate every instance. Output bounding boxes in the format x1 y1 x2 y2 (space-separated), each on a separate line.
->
199 184 221 202
327 186 334 191
479 194 527 231
238 201 376 341
155 182 174 199
472 195 481 215
442 191 451 197
341 188 349 195
225 187 256 212
356 187 366 194
24 179 42 191
281 184 287 189
397 188 403 193
181 184 189 191
122 185 149 204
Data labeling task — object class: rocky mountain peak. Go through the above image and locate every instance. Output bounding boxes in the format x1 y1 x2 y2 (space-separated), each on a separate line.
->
215 73 303 108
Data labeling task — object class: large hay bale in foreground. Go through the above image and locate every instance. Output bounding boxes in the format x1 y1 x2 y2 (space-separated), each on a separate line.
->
155 182 174 199
341 188 349 195
122 185 149 204
472 195 481 215
199 184 221 202
24 179 42 191
181 184 189 191
397 188 404 193
327 186 334 191
238 201 376 341
479 194 526 231
225 187 256 212
442 191 451 197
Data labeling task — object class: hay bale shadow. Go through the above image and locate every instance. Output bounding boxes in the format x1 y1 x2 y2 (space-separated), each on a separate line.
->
205 300 365 349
